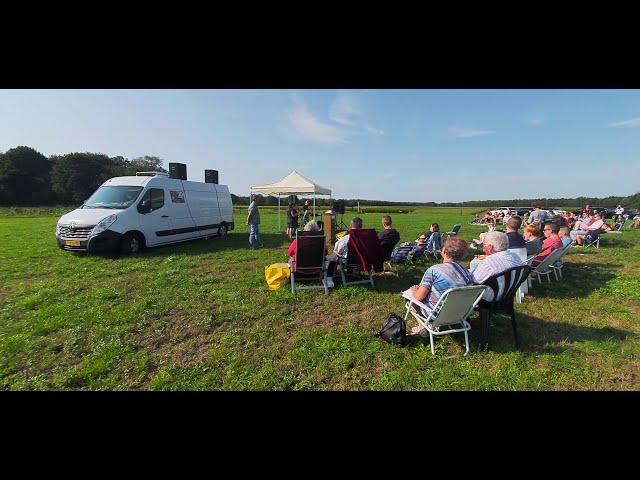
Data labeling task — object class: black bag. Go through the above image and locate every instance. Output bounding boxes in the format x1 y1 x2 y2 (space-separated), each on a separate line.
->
376 313 407 346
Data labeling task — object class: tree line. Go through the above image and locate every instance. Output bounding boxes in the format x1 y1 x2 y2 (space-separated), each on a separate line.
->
0 146 166 205
1 145 639 209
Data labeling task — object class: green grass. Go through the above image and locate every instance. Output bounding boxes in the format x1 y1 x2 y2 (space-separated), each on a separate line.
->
1 207 639 390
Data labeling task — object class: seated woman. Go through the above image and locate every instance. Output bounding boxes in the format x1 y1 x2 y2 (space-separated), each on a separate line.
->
406 237 475 337
288 220 322 257
523 225 544 256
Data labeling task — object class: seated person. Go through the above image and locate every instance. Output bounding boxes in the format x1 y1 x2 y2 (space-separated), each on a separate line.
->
574 213 605 246
523 225 544 256
505 216 526 249
532 222 563 267
472 214 482 224
558 227 573 247
287 220 322 262
421 223 440 241
470 231 524 301
378 215 400 261
406 237 475 336
325 217 364 287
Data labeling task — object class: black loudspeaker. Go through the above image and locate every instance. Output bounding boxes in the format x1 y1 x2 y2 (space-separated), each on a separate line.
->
333 200 346 215
205 169 218 184
169 162 187 180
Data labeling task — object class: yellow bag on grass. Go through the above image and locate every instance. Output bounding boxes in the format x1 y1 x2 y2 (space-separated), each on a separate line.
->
265 263 291 291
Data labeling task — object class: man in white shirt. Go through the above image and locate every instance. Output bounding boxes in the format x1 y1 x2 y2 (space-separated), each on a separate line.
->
575 213 605 246
470 231 524 301
325 217 363 288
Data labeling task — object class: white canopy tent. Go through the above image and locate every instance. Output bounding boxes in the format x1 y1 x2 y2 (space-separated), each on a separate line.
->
250 171 332 230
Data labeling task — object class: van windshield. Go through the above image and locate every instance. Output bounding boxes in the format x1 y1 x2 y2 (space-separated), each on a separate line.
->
83 186 144 209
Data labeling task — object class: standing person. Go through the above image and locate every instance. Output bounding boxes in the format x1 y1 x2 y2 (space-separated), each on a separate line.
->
378 215 400 261
287 200 299 239
302 200 310 224
247 197 262 250
526 203 547 226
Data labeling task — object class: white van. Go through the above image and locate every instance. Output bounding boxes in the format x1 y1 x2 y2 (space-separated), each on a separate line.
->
56 172 234 254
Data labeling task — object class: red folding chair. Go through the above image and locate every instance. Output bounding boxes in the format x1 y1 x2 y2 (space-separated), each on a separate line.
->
338 228 385 288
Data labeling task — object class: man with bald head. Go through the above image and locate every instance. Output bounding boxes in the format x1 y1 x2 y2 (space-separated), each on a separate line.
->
470 231 524 301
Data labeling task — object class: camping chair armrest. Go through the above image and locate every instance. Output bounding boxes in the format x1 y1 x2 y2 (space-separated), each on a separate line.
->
401 291 434 317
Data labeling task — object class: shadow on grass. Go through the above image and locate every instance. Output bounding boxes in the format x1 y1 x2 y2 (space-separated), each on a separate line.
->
86 233 289 259
402 309 633 355
527 262 622 300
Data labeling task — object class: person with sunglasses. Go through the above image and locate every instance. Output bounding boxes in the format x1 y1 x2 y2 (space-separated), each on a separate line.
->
531 222 563 267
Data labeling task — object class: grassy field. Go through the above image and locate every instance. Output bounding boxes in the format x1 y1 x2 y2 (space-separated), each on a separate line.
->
1 207 639 390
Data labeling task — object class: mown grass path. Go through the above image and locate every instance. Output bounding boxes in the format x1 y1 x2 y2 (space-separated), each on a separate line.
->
1 207 638 390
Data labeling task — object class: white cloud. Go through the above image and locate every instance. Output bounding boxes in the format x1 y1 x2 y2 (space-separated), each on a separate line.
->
448 126 496 138
609 117 640 128
528 119 544 126
364 123 384 136
329 94 361 126
288 97 348 144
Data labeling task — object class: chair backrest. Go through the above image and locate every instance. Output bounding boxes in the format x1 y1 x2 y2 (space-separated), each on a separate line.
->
294 233 326 271
409 243 427 261
389 245 413 264
450 224 461 236
532 247 565 273
429 285 489 328
347 228 386 273
481 265 531 305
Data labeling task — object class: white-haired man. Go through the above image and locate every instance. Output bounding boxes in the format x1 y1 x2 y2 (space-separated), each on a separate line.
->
470 231 524 301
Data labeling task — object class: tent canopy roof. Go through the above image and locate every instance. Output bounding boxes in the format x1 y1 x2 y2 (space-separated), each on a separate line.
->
250 170 331 196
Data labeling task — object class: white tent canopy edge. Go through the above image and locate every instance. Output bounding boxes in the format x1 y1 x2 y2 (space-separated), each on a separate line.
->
249 171 332 230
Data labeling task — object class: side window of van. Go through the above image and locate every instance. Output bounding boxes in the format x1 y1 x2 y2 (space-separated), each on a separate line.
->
150 188 164 210
139 188 165 212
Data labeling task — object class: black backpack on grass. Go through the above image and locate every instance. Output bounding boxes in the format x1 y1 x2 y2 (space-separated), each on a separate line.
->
376 314 407 347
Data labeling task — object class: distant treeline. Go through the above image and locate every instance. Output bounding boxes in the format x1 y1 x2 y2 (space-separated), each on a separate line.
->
2 145 639 209
0 146 167 205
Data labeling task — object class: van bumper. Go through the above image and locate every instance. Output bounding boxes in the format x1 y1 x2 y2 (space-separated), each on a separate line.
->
56 230 123 253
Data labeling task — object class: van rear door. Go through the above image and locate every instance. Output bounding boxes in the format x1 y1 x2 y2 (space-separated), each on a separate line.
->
214 185 233 227
184 181 221 236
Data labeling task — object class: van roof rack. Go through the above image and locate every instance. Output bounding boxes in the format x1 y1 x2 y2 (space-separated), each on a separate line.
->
135 171 170 177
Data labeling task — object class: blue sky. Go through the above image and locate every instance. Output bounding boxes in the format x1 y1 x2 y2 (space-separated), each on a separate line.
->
1 89 639 202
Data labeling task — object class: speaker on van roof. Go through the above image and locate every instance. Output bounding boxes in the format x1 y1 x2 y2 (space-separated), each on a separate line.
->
169 162 187 180
205 169 218 184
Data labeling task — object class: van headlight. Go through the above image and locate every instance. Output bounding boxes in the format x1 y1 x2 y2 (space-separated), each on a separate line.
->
91 215 117 236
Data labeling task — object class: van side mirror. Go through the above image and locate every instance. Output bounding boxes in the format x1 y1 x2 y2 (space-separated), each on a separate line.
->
138 199 151 214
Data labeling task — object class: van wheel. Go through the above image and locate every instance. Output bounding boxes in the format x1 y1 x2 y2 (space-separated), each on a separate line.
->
218 224 228 236
121 232 143 255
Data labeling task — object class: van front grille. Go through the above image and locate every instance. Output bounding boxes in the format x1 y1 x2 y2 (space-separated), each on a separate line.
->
58 225 94 240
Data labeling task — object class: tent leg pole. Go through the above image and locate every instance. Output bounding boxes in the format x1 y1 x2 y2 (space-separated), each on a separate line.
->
278 195 281 231
313 194 316 217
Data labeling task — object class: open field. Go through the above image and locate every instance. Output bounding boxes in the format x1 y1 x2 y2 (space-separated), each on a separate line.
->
1 207 639 390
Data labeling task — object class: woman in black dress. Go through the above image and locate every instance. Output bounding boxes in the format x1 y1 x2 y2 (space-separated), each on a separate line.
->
287 201 299 239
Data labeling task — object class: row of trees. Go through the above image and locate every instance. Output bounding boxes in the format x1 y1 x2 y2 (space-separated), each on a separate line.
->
0 146 166 205
1 145 639 209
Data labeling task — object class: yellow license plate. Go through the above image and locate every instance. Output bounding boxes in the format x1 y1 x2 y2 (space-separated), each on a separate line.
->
65 240 81 247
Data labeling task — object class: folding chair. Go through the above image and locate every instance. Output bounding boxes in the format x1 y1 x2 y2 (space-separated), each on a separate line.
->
583 229 601 248
476 265 531 350
289 231 328 294
446 224 461 238
403 285 489 356
338 229 385 288
508 248 528 303
549 243 572 280
385 244 414 270
529 248 565 284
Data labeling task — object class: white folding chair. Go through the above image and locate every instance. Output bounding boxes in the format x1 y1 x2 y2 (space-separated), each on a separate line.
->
529 248 565 285
402 285 489 356
549 243 572 280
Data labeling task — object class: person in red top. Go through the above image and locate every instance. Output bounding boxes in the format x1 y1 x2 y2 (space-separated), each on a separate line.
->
532 222 563 267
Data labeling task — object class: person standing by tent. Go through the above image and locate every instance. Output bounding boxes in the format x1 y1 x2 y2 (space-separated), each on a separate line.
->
302 200 310 224
247 198 263 250
287 200 299 239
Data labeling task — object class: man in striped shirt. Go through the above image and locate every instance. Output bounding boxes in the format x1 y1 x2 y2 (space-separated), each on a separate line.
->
470 231 524 301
